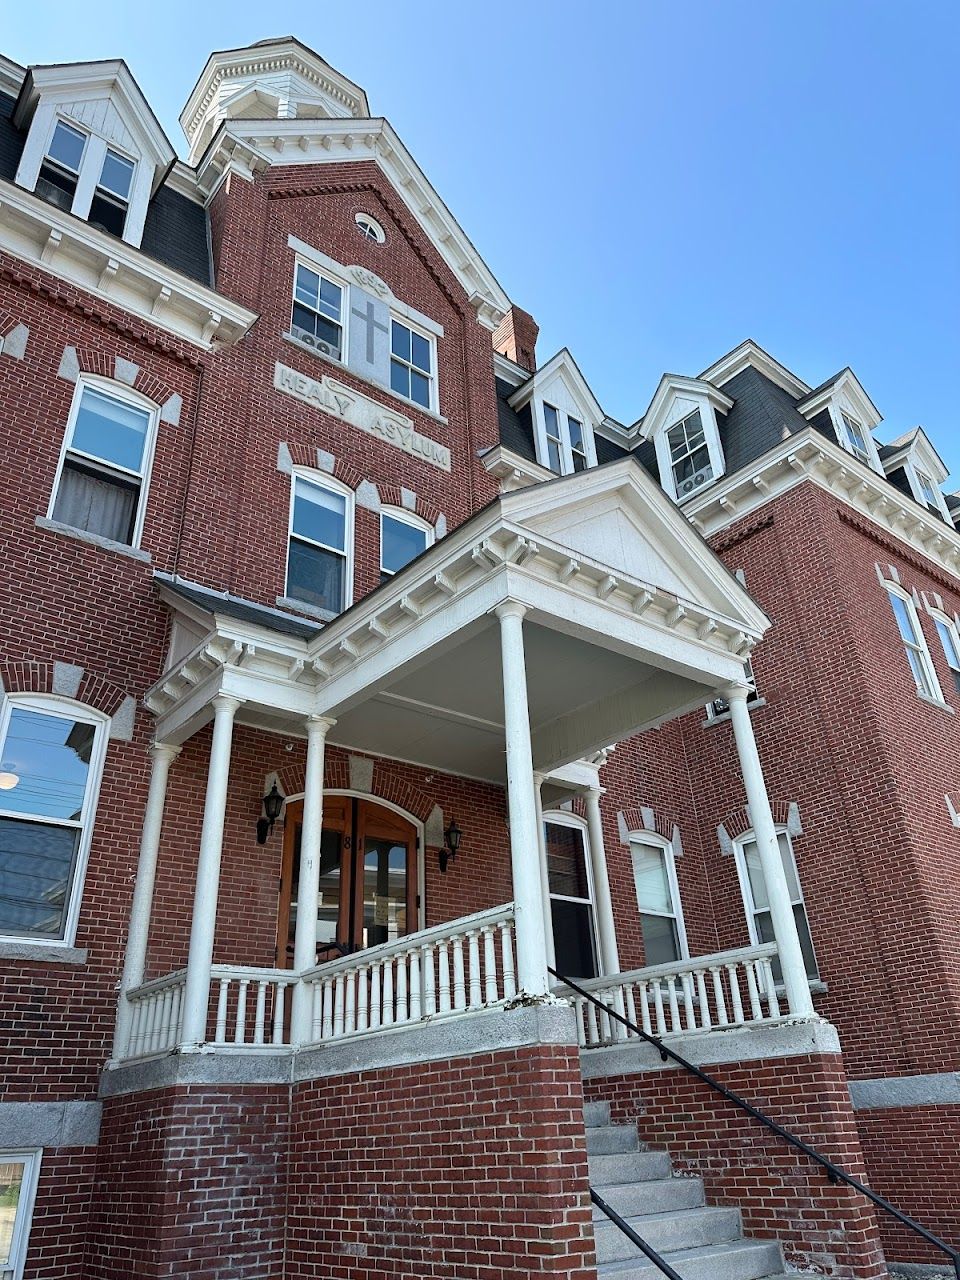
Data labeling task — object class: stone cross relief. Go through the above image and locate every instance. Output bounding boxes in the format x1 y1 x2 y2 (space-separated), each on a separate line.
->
351 297 389 364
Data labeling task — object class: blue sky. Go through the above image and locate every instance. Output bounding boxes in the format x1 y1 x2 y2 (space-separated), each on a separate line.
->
7 2 959 476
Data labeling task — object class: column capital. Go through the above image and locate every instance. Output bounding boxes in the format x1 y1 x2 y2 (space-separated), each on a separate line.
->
211 692 245 716
583 784 607 802
305 714 337 737
148 741 181 763
722 682 752 705
494 600 528 623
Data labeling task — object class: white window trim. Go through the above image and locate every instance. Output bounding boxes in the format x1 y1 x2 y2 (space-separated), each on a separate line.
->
285 468 355 616
628 831 689 963
355 212 386 244
926 605 960 695
653 398 726 503
532 398 599 476
290 257 350 362
0 1149 42 1280
543 810 600 976
826 402 883 474
883 581 946 705
731 826 819 982
380 507 434 579
47 375 160 553
905 460 952 521
37 115 141 242
0 695 110 948
389 315 439 416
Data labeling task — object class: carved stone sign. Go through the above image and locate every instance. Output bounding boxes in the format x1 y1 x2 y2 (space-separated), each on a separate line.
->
274 362 451 472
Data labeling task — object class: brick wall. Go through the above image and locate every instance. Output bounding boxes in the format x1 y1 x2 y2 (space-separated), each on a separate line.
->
22 1146 97 1280
584 1051 887 1280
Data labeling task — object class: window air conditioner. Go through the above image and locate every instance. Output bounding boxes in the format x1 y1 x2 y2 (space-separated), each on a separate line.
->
36 178 73 212
678 465 713 496
292 327 340 361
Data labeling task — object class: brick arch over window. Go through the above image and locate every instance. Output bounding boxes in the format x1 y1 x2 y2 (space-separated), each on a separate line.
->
69 345 180 411
378 482 443 529
0 656 136 737
716 801 803 856
275 760 436 827
283 443 363 492
617 805 678 844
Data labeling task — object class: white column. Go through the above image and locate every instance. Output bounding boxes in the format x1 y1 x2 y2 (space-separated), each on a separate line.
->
112 741 180 1059
726 684 814 1017
532 774 556 971
496 602 550 997
181 694 244 1046
291 714 336 1044
584 787 621 977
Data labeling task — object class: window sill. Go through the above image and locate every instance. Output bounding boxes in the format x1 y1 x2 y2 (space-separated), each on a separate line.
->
281 332 449 427
917 692 954 714
35 516 151 563
275 595 339 624
702 697 767 728
0 939 88 965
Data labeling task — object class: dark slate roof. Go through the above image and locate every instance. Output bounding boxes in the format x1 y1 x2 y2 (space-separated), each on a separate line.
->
494 378 536 462
0 91 24 182
141 185 212 286
714 365 813 473
156 574 321 640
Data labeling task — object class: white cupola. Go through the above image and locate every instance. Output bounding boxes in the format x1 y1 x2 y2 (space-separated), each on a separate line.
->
179 36 371 164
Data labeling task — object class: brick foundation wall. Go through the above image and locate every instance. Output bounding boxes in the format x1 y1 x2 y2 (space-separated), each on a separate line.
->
287 1039 596 1279
583 1049 887 1280
856 1104 960 1268
22 1146 97 1280
85 1084 290 1280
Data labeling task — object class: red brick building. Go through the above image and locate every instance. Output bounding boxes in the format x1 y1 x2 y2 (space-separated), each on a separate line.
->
0 36 957 1280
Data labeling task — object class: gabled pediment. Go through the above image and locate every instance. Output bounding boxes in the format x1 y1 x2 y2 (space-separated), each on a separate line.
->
507 348 604 424
881 427 949 484
635 375 734 441
501 458 769 633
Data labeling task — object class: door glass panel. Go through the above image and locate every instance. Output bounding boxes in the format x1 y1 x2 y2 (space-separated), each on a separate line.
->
286 824 343 964
551 899 597 980
361 837 408 947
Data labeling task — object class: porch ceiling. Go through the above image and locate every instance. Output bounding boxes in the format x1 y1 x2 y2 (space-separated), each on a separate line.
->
147 458 769 776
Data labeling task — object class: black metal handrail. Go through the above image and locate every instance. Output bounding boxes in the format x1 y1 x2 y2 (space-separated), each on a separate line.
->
590 1188 684 1279
553 968 960 1279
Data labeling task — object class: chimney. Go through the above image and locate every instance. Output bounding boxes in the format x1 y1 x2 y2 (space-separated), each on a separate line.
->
492 306 539 373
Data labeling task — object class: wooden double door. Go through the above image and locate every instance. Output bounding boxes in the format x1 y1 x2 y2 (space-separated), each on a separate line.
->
277 796 419 967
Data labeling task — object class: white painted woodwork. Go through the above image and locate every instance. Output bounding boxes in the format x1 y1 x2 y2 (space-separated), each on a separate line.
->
726 686 815 1018
584 787 621 976
558 944 784 1048
497 603 551 996
290 715 336 1043
181 694 243 1046
112 741 179 1060
532 774 557 971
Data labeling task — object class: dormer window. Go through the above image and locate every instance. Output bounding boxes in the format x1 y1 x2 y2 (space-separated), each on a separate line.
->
916 471 942 516
668 409 714 497
840 412 872 466
37 120 86 212
543 403 589 474
90 149 135 237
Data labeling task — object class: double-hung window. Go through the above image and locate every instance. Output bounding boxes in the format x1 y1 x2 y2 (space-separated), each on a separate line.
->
630 836 687 966
0 1150 41 1280
545 818 598 979
0 698 106 944
50 381 156 548
885 585 943 702
89 148 136 237
734 830 819 984
380 510 432 584
916 471 943 518
930 612 960 695
390 319 434 411
286 474 352 615
36 119 86 212
542 403 590 475
840 412 872 466
667 409 713 497
291 264 344 359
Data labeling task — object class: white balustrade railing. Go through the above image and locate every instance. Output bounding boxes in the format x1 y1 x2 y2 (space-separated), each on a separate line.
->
301 903 517 1046
208 965 296 1049
556 944 785 1049
125 969 187 1059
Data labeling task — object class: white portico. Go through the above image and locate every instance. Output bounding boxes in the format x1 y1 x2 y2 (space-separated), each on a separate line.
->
112 458 815 1063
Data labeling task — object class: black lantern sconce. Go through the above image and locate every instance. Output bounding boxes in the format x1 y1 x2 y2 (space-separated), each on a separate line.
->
438 818 463 874
256 782 285 845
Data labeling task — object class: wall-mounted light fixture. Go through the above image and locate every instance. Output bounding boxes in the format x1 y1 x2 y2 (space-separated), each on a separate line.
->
256 782 284 845
438 818 462 874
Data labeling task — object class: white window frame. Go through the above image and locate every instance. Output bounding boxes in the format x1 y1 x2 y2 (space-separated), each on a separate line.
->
379 507 433 581
285 469 355 616
653 398 726 503
823 401 882 474
732 827 820 983
0 694 110 948
355 212 386 244
884 582 945 704
290 258 349 362
47 375 160 552
543 811 600 978
905 462 952 521
628 832 689 965
0 1149 42 1280
38 116 138 237
389 316 438 415
535 400 597 476
927 606 960 697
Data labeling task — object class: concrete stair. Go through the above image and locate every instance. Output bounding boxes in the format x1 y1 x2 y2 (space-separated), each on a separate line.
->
585 1100 813 1279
